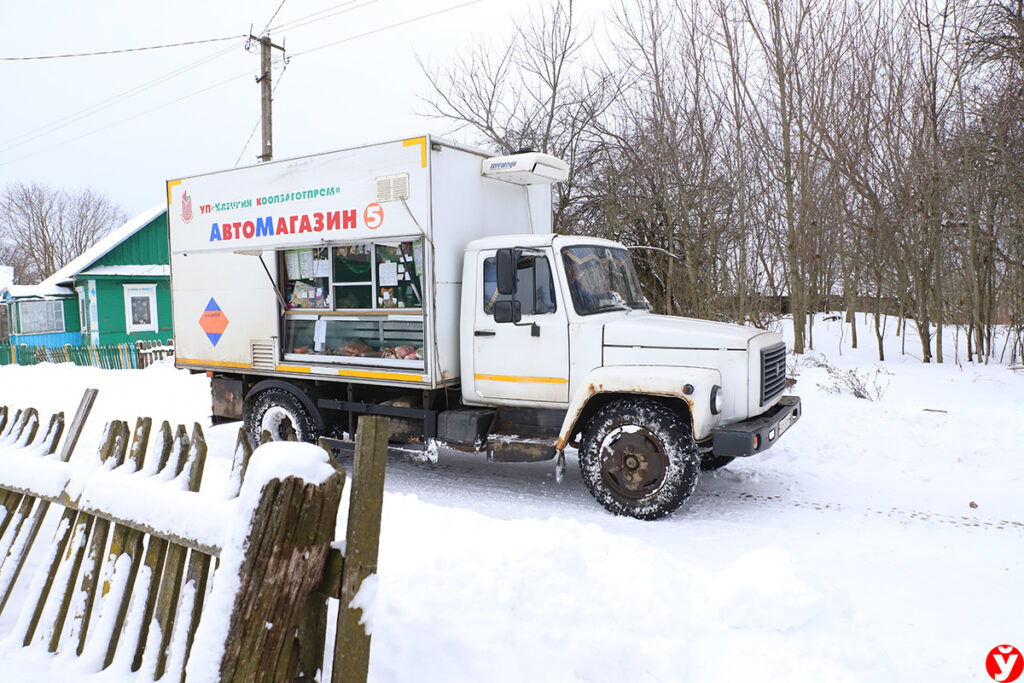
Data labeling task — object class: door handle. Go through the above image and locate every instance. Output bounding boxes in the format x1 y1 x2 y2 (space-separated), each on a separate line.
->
474 330 496 337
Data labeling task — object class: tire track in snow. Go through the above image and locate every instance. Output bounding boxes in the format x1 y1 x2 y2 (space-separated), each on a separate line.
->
704 491 1024 532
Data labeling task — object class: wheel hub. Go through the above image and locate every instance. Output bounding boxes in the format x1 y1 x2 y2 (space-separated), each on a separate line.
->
261 406 297 441
599 428 667 499
619 451 648 488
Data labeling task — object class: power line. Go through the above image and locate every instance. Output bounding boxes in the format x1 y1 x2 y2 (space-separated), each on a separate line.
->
292 0 488 57
268 0 370 33
260 0 290 36
0 34 244 61
1 69 254 165
1 0 493 167
0 41 245 154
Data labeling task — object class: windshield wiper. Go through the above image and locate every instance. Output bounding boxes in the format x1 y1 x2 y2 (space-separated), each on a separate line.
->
591 302 633 314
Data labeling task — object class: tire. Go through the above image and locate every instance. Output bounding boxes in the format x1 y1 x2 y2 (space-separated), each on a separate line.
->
579 397 700 520
245 388 321 446
699 454 736 471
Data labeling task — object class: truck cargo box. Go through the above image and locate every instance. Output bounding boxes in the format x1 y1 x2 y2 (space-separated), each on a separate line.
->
167 135 555 388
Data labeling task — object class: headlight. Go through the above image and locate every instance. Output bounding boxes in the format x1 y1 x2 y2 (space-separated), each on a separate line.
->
710 385 723 415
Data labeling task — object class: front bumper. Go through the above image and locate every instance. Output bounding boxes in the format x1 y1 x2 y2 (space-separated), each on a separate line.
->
711 395 801 457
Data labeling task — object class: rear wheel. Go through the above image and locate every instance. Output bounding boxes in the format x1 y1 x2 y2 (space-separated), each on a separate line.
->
579 397 700 520
244 388 321 446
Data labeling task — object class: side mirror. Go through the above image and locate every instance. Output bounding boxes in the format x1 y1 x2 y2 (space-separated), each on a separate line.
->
493 300 521 324
495 248 517 296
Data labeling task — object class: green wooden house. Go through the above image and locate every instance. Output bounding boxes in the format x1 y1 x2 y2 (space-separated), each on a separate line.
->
1 206 172 348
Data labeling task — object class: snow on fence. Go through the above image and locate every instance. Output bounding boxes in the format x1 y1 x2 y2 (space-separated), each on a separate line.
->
136 340 175 369
0 339 174 370
0 391 382 682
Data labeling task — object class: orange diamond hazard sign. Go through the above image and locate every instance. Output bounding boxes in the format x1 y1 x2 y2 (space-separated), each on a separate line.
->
199 298 229 346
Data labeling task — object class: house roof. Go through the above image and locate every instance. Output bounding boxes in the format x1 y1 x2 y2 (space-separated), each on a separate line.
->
1 204 165 302
77 264 170 278
2 283 75 299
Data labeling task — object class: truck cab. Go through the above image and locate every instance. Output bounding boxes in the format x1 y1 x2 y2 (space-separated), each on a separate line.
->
457 234 800 519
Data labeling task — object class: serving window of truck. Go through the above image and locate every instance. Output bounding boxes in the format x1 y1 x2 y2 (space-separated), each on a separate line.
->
280 239 425 369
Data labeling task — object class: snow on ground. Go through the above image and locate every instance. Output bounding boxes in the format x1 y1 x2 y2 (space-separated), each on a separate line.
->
0 315 1022 682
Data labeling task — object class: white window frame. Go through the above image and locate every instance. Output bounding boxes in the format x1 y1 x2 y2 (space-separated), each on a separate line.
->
18 299 65 335
76 286 88 332
123 284 158 334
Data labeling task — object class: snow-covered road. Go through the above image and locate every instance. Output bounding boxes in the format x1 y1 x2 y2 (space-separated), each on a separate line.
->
1 315 1021 681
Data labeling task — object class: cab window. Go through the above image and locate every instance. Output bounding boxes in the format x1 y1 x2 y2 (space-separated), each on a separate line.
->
483 253 556 316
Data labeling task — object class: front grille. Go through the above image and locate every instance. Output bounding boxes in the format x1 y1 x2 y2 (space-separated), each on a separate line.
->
760 342 787 406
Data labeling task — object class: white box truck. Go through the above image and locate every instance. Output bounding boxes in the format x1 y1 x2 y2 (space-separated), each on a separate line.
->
167 135 800 519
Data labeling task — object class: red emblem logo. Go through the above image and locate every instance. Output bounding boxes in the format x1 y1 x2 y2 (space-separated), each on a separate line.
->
988 645 1024 682
182 191 193 224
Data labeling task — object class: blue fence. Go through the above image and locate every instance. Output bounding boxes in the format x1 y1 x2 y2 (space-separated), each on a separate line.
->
0 340 173 370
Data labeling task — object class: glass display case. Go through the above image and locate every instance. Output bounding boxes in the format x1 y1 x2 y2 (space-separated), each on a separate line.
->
283 247 330 309
280 240 425 369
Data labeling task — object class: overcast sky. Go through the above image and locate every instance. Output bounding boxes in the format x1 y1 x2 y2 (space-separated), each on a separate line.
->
2 0 609 217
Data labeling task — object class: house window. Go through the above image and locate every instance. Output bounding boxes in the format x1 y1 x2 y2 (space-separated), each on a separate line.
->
124 284 158 333
18 300 65 334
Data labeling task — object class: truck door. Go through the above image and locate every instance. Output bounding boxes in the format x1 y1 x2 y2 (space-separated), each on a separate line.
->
470 249 570 404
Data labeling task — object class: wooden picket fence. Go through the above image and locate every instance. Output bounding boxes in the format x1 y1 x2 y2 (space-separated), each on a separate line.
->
137 339 176 369
0 343 38 366
0 391 386 683
0 339 174 370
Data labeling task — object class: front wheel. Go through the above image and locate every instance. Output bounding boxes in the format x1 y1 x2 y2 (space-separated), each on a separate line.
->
579 398 700 520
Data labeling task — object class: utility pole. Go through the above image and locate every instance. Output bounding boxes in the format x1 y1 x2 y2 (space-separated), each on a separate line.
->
250 33 285 162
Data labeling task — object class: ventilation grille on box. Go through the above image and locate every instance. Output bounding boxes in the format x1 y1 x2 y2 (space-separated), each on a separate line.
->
375 173 410 203
251 339 276 371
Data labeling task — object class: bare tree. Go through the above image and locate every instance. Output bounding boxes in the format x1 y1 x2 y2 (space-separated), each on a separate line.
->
417 0 1024 364
419 0 613 234
0 183 127 284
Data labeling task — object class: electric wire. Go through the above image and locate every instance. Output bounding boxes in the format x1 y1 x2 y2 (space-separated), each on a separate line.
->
267 0 367 33
2 0 492 167
274 0 379 34
0 34 243 61
260 0 290 36
0 40 245 155
2 69 254 166
291 0 487 57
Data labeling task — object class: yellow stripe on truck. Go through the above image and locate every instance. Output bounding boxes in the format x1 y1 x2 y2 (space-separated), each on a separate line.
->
275 365 312 374
338 368 424 382
403 136 427 168
177 357 251 369
167 179 181 205
475 373 568 384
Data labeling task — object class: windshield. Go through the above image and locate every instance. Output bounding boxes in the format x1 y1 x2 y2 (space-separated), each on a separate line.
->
561 245 648 315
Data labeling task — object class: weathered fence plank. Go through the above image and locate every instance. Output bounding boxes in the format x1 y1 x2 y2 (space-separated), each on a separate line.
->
0 408 71 616
152 424 207 679
333 416 389 683
216 467 346 683
228 428 254 497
